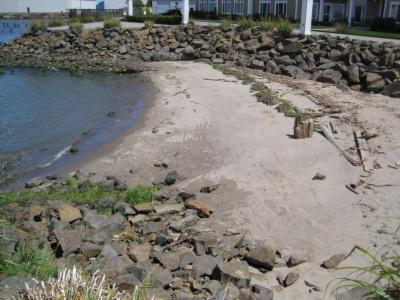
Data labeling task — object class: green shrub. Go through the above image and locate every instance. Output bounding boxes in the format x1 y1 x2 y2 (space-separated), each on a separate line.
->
237 17 253 29
48 17 64 27
144 20 154 28
103 18 121 29
275 17 293 35
0 241 57 281
30 20 48 32
81 15 95 23
331 246 400 300
94 15 107 22
69 22 83 32
220 19 234 29
334 22 348 33
68 16 80 24
124 185 157 205
370 17 398 32
126 14 181 25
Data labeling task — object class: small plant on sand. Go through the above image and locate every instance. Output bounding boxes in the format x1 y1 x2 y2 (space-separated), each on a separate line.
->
125 185 158 205
220 19 234 29
330 245 400 300
48 17 65 27
275 17 293 35
69 21 83 33
104 18 121 29
24 266 152 299
237 17 253 29
81 15 95 23
29 20 48 32
144 20 154 28
0 240 58 281
334 22 348 33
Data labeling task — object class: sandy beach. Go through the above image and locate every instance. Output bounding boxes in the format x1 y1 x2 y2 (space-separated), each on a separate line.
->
69 61 400 299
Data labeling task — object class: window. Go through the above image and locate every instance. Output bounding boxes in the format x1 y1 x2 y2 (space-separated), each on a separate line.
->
312 3 318 19
233 0 244 14
275 1 287 16
208 0 217 12
199 0 207 11
222 0 231 14
259 0 271 15
390 2 400 21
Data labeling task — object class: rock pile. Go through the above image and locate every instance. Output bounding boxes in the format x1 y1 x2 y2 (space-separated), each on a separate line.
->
0 171 317 299
1 25 400 97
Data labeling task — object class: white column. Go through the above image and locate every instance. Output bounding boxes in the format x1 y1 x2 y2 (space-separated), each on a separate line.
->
319 0 324 21
348 0 354 26
248 0 253 16
182 0 190 24
128 0 133 16
300 0 313 35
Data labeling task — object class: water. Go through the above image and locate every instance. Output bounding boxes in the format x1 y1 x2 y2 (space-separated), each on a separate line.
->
0 68 150 185
0 19 30 43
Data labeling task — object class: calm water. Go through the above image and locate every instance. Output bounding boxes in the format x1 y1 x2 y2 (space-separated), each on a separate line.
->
0 68 149 185
0 19 30 43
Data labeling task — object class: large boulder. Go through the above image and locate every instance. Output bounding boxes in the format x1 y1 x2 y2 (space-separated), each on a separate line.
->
382 81 400 98
346 64 360 84
249 59 265 70
282 65 310 80
364 72 385 93
245 245 276 272
280 42 303 55
316 69 343 84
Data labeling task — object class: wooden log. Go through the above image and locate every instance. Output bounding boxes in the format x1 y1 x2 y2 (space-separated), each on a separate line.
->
329 120 338 134
293 115 313 139
321 126 360 166
353 131 374 172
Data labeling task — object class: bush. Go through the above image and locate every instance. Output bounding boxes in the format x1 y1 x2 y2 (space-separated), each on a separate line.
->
162 9 182 16
81 15 95 23
275 17 293 35
126 14 181 25
190 10 218 20
103 18 121 29
334 22 348 33
30 20 48 32
237 17 253 29
370 17 398 32
48 17 64 27
69 22 83 32
220 19 234 29
144 20 154 28
124 185 157 205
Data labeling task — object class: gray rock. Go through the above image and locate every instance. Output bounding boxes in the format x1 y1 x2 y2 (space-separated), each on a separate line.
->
119 44 128 54
218 259 252 282
99 244 119 257
192 255 221 278
265 60 280 74
154 203 184 215
81 242 102 258
377 69 400 81
245 245 276 272
54 229 81 256
114 273 140 290
216 282 240 300
321 253 347 269
250 59 265 70
143 221 166 235
282 65 310 80
337 287 370 300
280 42 303 54
317 62 337 70
151 265 173 288
203 280 223 296
165 170 178 185
114 201 136 216
83 209 125 230
276 55 296 66
347 64 360 84
252 284 273 299
283 271 299 287
101 255 134 277
364 72 385 93
179 250 196 268
316 69 343 84
153 252 180 271
128 242 151 263
200 184 219 193
312 173 326 181
240 29 252 41
382 81 400 98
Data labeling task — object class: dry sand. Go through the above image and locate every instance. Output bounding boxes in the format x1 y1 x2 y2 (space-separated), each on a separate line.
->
77 61 400 299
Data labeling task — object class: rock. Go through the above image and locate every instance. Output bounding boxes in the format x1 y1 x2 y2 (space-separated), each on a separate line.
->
101 255 134 277
250 59 265 70
317 62 337 70
283 271 299 287
316 69 342 84
382 81 400 98
282 65 310 80
165 170 178 185
218 259 252 282
312 173 326 180
265 60 280 74
28 204 46 221
287 255 306 267
200 184 219 193
143 221 166 235
192 255 221 278
337 287 369 300
128 214 148 224
83 209 125 230
54 229 81 256
81 242 102 258
203 280 223 297
179 250 196 268
169 214 199 232
321 253 347 269
280 42 303 54
133 203 153 213
128 242 152 263
25 177 44 188
276 55 296 66
178 191 195 200
346 64 360 84
245 245 276 272
183 46 195 59
252 283 273 299
114 201 136 216
151 265 173 288
153 252 180 271
114 273 140 290
304 280 321 292
99 244 119 257
216 282 240 300
184 199 211 218
119 44 128 55
154 203 184 215
58 204 82 223
364 72 385 93
0 276 36 297
240 29 252 41
153 160 168 168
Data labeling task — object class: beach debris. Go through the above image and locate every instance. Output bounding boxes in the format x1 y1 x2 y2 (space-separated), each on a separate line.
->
361 131 378 140
321 125 360 166
329 120 338 134
283 271 300 287
346 180 364 194
200 184 219 193
293 115 313 139
312 172 326 180
153 160 168 168
184 199 212 218
107 111 116 117
353 131 374 173
69 144 79 154
304 280 321 292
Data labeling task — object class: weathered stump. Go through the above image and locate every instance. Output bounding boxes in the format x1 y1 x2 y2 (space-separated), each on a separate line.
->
293 115 313 139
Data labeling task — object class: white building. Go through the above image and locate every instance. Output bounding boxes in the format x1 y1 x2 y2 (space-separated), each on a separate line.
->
0 0 96 13
104 0 128 9
152 0 195 14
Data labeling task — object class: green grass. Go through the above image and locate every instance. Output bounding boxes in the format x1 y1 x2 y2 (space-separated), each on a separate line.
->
103 18 121 29
331 245 400 300
69 22 83 32
343 28 400 40
0 240 58 281
0 182 157 209
81 15 95 23
125 185 158 205
29 20 48 32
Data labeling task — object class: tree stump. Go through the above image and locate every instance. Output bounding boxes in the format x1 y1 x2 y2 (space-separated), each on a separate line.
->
293 115 313 139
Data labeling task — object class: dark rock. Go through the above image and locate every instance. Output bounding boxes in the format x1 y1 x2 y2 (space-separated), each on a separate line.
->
179 250 196 269
364 72 385 92
250 59 265 70
114 201 136 216
165 170 178 185
312 173 326 180
346 64 360 84
287 255 306 267
81 242 102 258
155 233 171 246
280 42 303 54
192 255 221 278
101 255 134 277
282 65 310 80
114 273 140 290
382 81 400 98
54 229 81 256
143 221 166 235
316 69 343 84
252 284 273 299
265 60 280 74
151 265 173 288
153 252 180 271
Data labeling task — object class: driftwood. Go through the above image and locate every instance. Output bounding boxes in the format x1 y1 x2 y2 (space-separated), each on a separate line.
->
353 131 374 172
321 126 360 166
329 120 338 134
294 115 313 139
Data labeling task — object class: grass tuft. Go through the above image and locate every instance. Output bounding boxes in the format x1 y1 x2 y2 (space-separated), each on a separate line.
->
48 17 65 27
125 185 158 206
104 18 121 29
29 20 48 32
